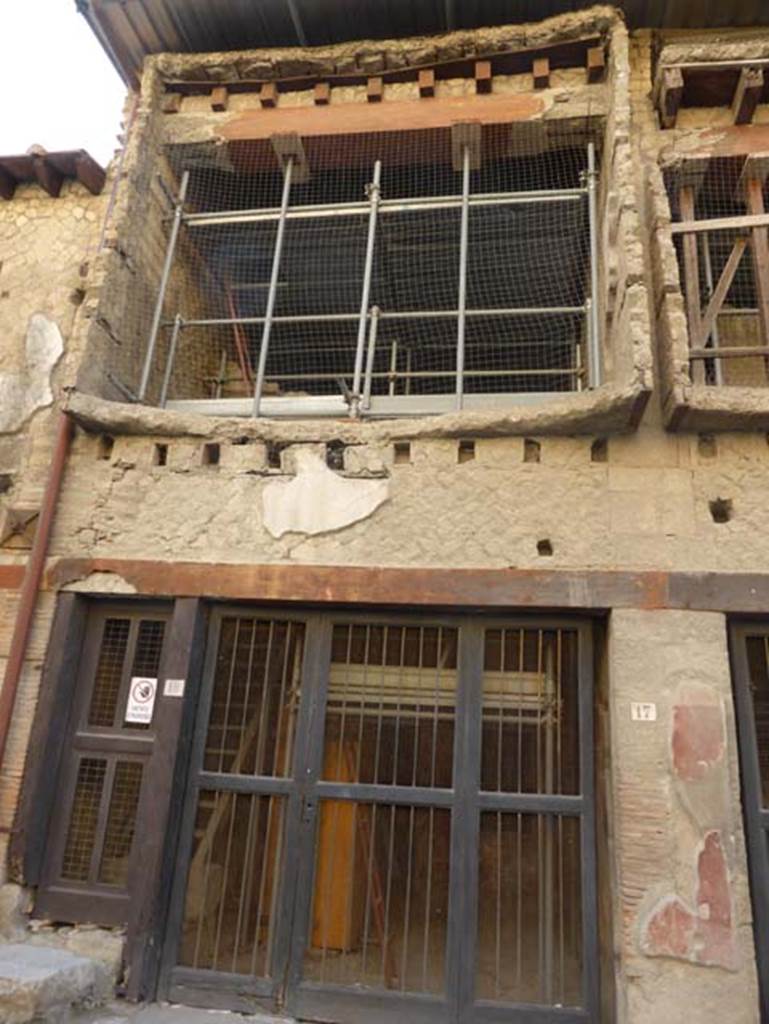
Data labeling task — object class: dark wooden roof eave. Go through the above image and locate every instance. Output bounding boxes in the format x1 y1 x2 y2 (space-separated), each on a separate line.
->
0 149 106 202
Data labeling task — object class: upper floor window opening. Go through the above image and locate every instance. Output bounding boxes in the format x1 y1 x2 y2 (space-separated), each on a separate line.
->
139 124 602 419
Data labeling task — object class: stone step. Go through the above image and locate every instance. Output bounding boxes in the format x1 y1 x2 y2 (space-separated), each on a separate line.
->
0 943 113 1024
70 1005 293 1024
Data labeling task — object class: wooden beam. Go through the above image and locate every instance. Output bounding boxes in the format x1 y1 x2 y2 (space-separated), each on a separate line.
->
694 236 747 349
475 60 492 94
671 211 769 235
74 153 106 195
222 92 545 144
260 82 277 108
0 166 16 201
271 132 310 183
746 176 769 358
533 57 550 90
33 156 63 198
690 345 769 359
45 556 769 615
451 122 482 171
314 82 330 106
418 69 435 98
210 85 228 112
679 185 704 383
659 67 684 129
161 92 182 114
586 46 605 84
366 76 383 103
731 67 764 126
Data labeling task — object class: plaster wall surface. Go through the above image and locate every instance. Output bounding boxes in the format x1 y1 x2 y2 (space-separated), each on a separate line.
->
607 610 758 1023
0 178 109 877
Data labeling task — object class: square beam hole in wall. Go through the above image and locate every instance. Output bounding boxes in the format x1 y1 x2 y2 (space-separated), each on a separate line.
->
202 443 220 466
153 444 168 467
590 438 608 463
524 439 541 463
326 440 346 471
394 442 411 465
458 440 476 463
97 435 114 461
709 498 732 524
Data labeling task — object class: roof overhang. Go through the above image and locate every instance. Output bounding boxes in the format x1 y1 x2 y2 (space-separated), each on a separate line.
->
79 0 769 89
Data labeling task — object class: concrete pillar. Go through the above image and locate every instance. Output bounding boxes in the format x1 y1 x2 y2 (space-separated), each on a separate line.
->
607 609 759 1023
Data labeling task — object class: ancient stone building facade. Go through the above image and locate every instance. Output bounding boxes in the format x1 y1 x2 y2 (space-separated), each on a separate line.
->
2 3 769 1022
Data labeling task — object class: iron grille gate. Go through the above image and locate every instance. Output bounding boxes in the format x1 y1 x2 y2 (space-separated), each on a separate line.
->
730 623 769 1021
159 610 598 1023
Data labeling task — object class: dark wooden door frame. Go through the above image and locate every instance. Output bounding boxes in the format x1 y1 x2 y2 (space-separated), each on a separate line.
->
729 621 769 1023
11 594 208 1001
159 608 599 1024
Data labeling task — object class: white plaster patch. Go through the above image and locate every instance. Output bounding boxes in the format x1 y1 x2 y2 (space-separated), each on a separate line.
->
263 448 389 538
62 571 138 594
0 314 64 434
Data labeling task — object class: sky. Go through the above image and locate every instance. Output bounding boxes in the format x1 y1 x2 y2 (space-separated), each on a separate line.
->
0 0 127 168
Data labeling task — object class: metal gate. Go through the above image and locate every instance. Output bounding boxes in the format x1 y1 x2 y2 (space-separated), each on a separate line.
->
730 623 769 1021
160 610 598 1023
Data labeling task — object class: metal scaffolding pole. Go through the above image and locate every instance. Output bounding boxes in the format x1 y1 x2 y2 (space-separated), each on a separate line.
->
586 143 602 387
352 160 382 415
159 313 184 407
183 187 587 228
177 305 586 329
138 169 189 402
362 305 381 411
253 156 293 417
456 144 471 410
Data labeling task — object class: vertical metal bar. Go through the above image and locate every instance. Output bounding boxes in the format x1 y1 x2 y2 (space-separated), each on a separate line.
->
578 622 600 1018
456 144 471 410
282 617 333 1004
254 157 294 417
543 644 555 1004
214 347 227 400
586 144 602 388
448 621 483 1020
351 160 382 415
701 233 724 385
388 340 398 397
159 314 184 408
582 298 592 394
362 306 380 411
139 170 189 402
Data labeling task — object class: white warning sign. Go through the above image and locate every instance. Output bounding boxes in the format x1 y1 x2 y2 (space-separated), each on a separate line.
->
125 676 158 724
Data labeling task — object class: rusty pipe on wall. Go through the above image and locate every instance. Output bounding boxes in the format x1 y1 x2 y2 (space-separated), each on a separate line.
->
0 412 73 776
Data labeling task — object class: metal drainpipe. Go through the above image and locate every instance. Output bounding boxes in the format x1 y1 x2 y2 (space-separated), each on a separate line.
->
0 412 73 777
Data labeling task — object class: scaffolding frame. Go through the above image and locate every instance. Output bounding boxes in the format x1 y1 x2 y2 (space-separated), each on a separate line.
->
140 140 603 419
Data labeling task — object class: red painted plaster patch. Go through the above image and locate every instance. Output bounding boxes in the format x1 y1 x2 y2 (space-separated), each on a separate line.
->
696 831 738 969
644 896 696 958
641 830 738 970
672 702 724 781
